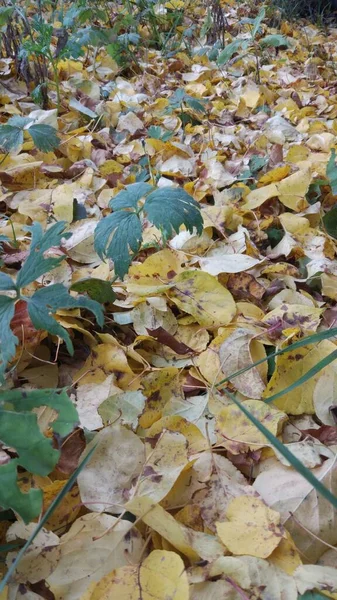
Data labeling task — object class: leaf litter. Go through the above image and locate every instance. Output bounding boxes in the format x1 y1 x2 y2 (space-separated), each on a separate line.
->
1 0 337 598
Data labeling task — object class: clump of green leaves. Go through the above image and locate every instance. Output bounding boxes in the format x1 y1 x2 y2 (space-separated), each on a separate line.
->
167 88 207 126
0 388 78 523
0 115 60 153
217 8 290 83
94 183 203 279
0 221 103 380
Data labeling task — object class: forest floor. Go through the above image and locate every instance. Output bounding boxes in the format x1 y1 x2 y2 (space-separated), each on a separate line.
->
1 0 337 598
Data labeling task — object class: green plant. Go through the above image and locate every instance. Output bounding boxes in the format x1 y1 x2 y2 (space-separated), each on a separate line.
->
0 443 96 592
166 87 206 127
0 388 79 523
217 8 290 83
0 115 60 153
94 182 204 278
0 221 104 380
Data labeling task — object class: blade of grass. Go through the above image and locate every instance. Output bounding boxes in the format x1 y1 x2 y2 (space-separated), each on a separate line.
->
0 445 96 592
220 388 337 509
264 348 337 404
215 327 337 389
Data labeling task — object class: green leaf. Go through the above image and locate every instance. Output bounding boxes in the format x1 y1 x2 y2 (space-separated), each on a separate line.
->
0 6 14 27
223 388 337 510
144 187 203 238
0 295 17 380
217 39 245 65
323 205 337 239
259 34 290 48
0 461 42 523
0 125 23 153
0 272 16 291
185 96 206 113
326 148 337 195
94 211 143 279
0 388 79 523
110 182 153 211
17 221 70 288
251 7 265 38
2 388 79 437
28 124 60 152
0 410 60 475
27 283 104 353
70 277 116 303
8 116 32 129
0 445 96 589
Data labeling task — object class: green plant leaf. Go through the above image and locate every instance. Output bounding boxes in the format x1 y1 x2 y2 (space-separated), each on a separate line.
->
0 410 60 475
217 39 246 65
0 272 16 291
185 96 206 113
2 388 79 437
8 116 32 128
0 295 17 380
28 124 60 152
26 283 104 353
17 221 70 288
323 205 337 239
0 444 96 591
0 125 23 153
0 461 43 524
222 388 337 510
0 6 14 27
70 277 116 303
251 7 265 38
143 187 203 238
259 34 290 48
326 148 337 195
109 182 153 211
94 211 143 279
0 389 79 523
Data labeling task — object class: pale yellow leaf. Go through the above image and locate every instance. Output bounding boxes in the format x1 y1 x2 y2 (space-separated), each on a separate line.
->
168 270 236 328
216 496 284 558
81 550 188 600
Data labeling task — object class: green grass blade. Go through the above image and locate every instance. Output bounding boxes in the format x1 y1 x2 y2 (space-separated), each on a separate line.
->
264 348 337 404
0 445 96 592
221 388 337 509
216 327 337 389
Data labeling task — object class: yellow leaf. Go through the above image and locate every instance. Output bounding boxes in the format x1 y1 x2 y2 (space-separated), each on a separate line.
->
263 304 323 335
268 533 302 575
82 550 189 600
140 368 183 428
40 481 81 532
145 415 208 455
135 430 189 502
277 168 311 210
218 328 267 399
168 271 236 328
263 340 337 414
216 496 284 558
259 165 291 184
245 169 311 211
73 343 137 390
127 249 183 296
47 514 144 600
126 497 224 561
215 399 287 454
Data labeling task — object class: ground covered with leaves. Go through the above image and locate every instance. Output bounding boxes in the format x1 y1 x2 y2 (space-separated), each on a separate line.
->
1 0 337 598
